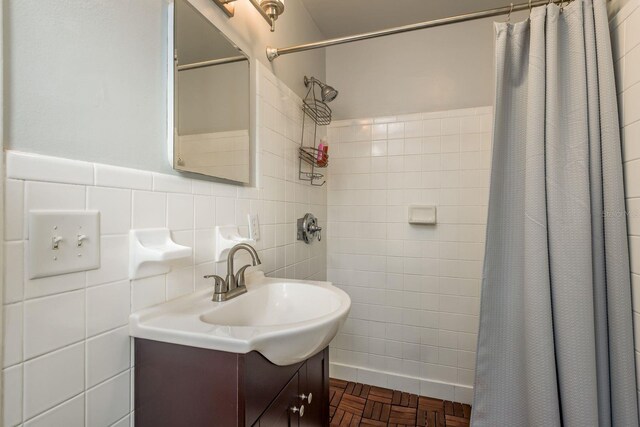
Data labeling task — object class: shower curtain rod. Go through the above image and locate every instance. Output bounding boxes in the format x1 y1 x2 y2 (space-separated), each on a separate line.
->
266 0 572 61
177 55 247 71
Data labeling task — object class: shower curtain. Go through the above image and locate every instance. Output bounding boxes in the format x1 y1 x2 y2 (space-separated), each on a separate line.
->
472 0 639 425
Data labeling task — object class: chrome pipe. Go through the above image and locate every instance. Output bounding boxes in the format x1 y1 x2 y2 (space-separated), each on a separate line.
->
177 55 247 71
266 0 569 61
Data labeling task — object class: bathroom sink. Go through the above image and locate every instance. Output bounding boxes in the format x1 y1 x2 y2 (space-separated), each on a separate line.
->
129 271 351 366
199 281 343 327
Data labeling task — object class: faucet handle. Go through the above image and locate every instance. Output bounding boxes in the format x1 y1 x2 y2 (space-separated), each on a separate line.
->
236 264 252 288
204 274 227 295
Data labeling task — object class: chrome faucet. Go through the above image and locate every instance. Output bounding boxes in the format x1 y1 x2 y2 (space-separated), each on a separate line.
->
204 243 261 302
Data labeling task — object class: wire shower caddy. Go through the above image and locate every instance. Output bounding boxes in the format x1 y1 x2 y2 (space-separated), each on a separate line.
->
298 79 331 186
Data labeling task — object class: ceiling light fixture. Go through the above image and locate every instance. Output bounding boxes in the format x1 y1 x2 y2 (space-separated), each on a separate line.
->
211 0 285 32
212 0 235 17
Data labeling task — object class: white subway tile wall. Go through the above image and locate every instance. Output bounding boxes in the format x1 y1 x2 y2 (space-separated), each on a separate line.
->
612 0 640 413
1 63 327 427
326 106 493 404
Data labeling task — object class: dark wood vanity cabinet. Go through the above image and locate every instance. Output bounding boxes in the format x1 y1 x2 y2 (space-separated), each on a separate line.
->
134 339 329 427
254 372 300 427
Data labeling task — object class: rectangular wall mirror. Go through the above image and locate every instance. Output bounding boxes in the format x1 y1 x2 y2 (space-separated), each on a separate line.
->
171 0 251 183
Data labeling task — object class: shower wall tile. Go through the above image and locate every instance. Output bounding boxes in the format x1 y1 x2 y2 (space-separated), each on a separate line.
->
86 281 129 339
85 327 130 389
24 270 85 301
3 365 22 427
23 394 84 427
85 370 130 427
624 44 640 91
94 164 153 191
3 303 22 368
87 186 132 235
625 5 640 53
1 63 327 427
23 290 85 360
6 150 94 186
327 106 492 403
616 0 640 415
623 120 640 162
623 81 640 126
4 179 24 241
23 343 85 420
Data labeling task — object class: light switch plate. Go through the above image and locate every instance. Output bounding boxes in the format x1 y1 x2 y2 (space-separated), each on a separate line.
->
28 210 101 279
248 214 260 241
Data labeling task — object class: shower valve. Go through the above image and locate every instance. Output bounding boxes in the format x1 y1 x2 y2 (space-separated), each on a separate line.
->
297 213 322 243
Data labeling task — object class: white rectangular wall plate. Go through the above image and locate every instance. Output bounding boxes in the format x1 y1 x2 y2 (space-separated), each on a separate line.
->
248 214 260 241
408 205 437 225
28 210 101 279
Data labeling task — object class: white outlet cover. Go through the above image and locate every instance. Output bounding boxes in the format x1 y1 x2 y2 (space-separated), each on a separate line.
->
28 210 101 279
248 214 260 241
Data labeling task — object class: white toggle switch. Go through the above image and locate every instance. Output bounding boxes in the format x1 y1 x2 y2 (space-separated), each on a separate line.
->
28 211 101 279
52 236 63 250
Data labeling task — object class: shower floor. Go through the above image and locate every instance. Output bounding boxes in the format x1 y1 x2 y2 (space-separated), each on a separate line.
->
329 378 471 427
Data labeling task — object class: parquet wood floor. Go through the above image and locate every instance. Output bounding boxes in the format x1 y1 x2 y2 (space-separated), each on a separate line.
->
329 378 471 427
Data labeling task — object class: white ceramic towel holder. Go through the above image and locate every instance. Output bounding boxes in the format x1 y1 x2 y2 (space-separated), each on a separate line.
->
129 228 192 280
215 225 256 262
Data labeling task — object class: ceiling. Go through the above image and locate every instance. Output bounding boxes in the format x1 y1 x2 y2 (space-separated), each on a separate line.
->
299 0 520 38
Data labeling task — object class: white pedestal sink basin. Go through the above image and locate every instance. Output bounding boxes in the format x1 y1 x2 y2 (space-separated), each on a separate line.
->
129 271 351 366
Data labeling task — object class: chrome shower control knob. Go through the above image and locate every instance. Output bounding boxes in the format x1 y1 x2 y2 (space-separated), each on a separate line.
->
290 405 305 417
297 213 322 244
300 393 312 404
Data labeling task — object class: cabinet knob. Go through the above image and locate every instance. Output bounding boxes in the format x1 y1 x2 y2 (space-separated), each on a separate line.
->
290 405 305 417
300 393 312 404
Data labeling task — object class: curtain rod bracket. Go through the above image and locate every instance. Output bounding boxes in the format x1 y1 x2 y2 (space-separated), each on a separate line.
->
266 46 279 61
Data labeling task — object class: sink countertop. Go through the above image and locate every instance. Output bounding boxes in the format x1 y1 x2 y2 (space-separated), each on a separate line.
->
129 271 351 365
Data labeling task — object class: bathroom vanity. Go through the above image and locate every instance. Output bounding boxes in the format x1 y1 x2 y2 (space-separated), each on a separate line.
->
129 271 350 427
134 339 328 426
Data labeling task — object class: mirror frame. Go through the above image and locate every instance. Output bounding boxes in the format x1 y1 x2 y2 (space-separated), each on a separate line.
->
167 0 258 186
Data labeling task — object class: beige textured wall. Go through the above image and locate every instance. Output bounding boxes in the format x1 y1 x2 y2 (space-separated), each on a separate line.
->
324 11 532 121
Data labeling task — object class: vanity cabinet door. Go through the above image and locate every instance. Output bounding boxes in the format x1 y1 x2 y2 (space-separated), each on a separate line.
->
256 372 301 427
244 351 304 425
299 349 329 427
